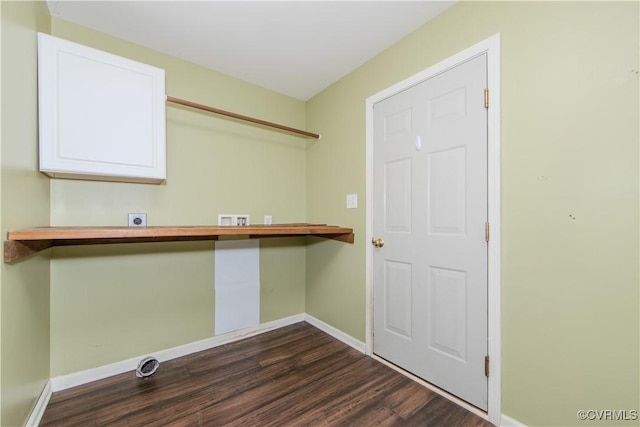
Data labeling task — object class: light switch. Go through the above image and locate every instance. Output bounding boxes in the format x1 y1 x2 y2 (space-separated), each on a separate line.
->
346 194 358 209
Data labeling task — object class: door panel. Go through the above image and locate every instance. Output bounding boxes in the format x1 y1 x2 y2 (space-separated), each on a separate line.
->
384 260 413 339
384 158 412 232
384 107 412 139
373 54 488 410
428 146 467 235
428 86 467 125
428 266 467 361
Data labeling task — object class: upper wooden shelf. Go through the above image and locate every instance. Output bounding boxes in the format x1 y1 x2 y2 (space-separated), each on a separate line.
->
4 224 354 263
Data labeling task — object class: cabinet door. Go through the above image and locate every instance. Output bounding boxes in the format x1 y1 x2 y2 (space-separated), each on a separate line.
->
38 33 166 184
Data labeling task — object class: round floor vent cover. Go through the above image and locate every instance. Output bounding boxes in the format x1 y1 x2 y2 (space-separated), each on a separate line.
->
136 356 160 378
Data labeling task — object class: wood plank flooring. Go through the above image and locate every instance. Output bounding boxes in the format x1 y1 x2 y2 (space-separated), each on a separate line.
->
41 322 493 426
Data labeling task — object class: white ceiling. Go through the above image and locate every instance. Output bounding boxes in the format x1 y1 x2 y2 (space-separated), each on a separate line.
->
46 1 456 101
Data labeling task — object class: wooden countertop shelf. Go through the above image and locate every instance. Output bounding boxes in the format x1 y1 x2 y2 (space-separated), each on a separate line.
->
4 224 354 263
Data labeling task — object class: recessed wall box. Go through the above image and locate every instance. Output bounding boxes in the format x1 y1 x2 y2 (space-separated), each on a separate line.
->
218 214 250 226
218 215 234 226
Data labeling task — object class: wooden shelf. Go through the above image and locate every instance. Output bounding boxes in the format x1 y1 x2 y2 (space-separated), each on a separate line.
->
4 224 354 263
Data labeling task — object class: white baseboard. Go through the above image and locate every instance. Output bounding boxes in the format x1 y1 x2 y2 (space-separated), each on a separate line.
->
50 313 305 392
501 413 526 426
304 314 366 353
25 380 52 427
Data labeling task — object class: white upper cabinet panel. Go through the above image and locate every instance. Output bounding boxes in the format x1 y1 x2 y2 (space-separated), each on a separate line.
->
37 33 166 183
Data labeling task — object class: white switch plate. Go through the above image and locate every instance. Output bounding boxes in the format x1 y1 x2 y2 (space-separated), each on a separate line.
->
346 194 358 209
264 215 272 225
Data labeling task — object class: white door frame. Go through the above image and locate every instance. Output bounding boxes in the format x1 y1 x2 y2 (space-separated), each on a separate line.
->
365 34 502 425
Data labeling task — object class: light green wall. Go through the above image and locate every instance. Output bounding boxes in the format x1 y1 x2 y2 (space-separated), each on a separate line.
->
305 2 639 426
0 1 51 426
49 19 307 376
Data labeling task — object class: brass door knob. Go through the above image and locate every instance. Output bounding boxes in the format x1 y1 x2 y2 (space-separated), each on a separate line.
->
372 238 385 248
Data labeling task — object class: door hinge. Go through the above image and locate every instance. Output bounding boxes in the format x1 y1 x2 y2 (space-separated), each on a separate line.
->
485 355 490 377
485 221 490 243
484 88 489 108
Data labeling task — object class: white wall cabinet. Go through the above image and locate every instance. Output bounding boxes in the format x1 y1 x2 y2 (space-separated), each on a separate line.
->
37 33 166 184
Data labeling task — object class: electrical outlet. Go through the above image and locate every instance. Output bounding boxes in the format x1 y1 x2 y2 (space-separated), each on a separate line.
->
128 213 147 227
264 215 272 225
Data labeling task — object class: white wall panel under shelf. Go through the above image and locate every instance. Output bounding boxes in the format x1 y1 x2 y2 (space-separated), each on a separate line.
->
37 33 166 184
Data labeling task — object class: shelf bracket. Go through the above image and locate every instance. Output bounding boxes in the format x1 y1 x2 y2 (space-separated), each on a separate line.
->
4 240 53 263
249 232 354 244
313 233 355 244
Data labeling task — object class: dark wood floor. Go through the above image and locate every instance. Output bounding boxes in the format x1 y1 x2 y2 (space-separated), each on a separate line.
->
41 322 493 426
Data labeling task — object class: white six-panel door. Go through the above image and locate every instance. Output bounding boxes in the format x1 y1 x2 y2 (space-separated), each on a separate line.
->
373 54 488 410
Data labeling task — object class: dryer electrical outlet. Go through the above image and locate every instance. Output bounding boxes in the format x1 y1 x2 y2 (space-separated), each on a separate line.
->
128 213 147 227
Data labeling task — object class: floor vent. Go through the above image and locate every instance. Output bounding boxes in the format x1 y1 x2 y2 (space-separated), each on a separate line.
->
136 356 160 378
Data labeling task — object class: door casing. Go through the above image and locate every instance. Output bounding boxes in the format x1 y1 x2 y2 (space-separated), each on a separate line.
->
365 33 502 425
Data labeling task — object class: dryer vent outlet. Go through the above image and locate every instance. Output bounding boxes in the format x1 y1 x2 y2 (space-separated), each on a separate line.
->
136 356 160 378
